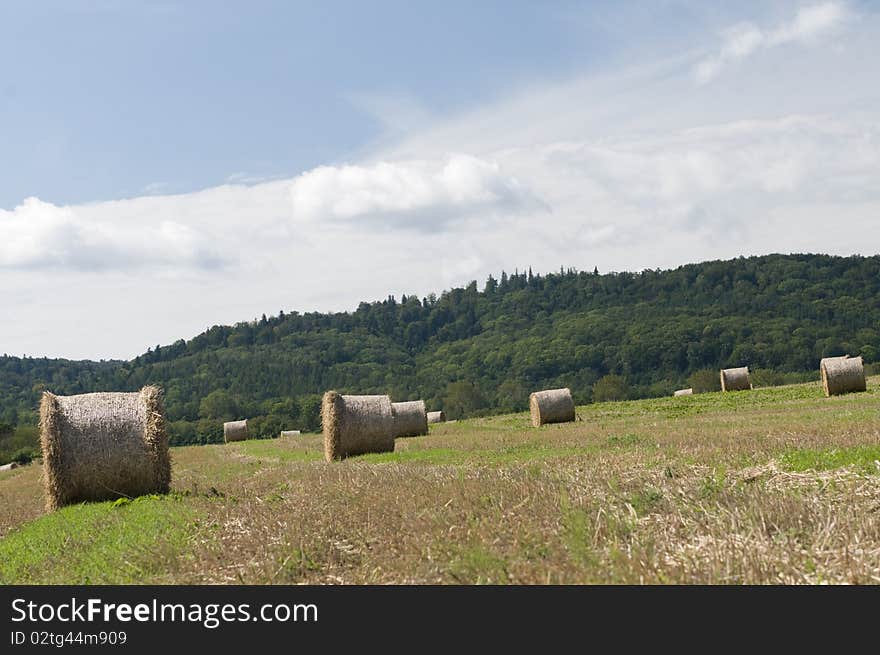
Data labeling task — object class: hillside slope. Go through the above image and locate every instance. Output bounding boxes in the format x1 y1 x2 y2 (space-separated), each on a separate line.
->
3 253 880 452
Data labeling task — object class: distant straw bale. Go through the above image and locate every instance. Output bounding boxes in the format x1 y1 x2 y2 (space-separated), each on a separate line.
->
820 355 866 397
280 430 301 438
720 367 752 392
674 388 693 397
223 420 249 443
391 400 428 437
322 392 395 461
427 410 446 424
529 388 575 427
0 462 19 472
39 386 171 511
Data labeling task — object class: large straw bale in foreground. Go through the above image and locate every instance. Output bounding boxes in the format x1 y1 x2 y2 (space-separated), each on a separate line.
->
427 410 446 424
820 355 866 397
529 388 575 427
39 386 171 511
322 392 395 461
720 367 752 392
223 420 249 443
391 400 428 437
673 388 693 397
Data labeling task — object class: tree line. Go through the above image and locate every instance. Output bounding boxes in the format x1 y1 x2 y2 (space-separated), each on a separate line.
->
2 253 878 460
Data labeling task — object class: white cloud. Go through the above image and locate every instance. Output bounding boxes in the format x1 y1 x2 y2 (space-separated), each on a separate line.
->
0 196 222 271
451 112 880 262
769 2 848 44
695 2 848 82
289 154 545 229
548 115 876 207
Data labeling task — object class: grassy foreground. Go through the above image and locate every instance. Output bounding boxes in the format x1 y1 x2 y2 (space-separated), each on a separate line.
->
1 379 879 584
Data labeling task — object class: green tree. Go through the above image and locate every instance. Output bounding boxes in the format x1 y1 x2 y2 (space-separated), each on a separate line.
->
443 381 488 419
495 379 528 413
298 395 323 432
592 375 629 402
688 369 721 393
198 390 238 421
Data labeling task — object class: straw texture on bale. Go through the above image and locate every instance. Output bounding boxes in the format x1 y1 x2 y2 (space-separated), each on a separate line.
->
720 367 752 392
0 462 19 472
280 430 301 438
39 386 171 511
322 392 395 461
673 388 693 397
223 420 249 443
391 400 428 437
426 410 446 424
820 355 866 397
529 388 575 427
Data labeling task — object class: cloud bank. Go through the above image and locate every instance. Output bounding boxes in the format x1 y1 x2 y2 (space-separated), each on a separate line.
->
0 197 221 271
289 154 544 229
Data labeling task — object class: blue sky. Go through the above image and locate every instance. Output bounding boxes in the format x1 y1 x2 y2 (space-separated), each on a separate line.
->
1 0 630 206
0 0 776 206
1 1 879 359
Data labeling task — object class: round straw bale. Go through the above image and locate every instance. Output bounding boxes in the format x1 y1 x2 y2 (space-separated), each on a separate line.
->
322 391 395 461
427 410 446 424
529 388 575 427
391 400 428 437
720 367 752 392
820 355 866 397
280 430 301 438
39 386 171 511
673 388 693 397
223 420 249 443
0 462 19 472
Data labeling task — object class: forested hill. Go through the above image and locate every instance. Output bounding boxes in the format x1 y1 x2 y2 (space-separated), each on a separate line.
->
2 253 879 451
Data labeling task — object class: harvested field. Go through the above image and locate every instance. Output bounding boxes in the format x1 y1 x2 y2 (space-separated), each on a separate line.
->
1 378 879 584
